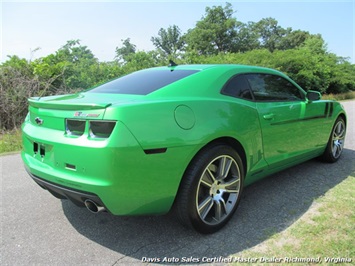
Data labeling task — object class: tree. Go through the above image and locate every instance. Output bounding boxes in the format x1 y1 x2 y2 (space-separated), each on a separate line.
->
121 51 162 73
151 25 185 58
253 17 289 52
115 38 136 63
277 29 311 50
185 3 238 55
301 34 328 55
327 58 355 93
56 39 96 63
32 40 98 91
0 56 40 130
233 22 260 52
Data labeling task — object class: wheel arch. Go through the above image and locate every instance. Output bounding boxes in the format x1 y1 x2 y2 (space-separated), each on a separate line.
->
338 113 347 126
171 136 247 232
174 136 247 202
204 137 247 175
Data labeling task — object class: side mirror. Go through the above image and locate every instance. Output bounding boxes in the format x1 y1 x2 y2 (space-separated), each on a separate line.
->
306 90 321 101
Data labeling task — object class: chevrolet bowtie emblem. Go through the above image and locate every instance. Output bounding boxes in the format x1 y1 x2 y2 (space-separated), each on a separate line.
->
35 117 43 125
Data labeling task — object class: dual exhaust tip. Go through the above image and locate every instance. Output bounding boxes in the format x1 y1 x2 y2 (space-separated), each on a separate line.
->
84 199 105 214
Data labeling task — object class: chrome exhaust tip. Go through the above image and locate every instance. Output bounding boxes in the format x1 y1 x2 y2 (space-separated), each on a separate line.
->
84 199 105 214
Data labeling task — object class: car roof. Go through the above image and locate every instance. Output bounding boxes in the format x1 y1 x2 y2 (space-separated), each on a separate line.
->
152 64 279 73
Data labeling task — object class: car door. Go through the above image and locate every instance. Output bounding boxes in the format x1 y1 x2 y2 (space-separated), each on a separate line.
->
245 73 325 168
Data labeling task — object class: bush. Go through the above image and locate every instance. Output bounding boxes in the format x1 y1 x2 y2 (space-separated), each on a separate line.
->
0 63 40 130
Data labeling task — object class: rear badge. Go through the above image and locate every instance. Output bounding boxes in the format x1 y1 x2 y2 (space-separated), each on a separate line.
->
74 112 100 118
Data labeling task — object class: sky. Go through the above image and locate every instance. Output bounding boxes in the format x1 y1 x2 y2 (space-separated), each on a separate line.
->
1 0 354 63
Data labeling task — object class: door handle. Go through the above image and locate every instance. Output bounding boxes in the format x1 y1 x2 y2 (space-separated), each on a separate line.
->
263 113 275 120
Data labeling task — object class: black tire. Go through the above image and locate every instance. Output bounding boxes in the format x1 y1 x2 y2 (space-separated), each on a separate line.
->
321 116 346 163
174 144 244 234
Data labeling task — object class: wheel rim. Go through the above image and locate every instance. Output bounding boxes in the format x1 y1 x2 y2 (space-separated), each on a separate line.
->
331 120 346 159
196 155 241 225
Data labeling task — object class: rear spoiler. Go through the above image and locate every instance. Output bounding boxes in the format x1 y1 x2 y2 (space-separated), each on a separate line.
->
28 97 112 110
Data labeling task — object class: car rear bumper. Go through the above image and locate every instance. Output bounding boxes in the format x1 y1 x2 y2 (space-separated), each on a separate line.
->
21 120 198 216
27 169 107 210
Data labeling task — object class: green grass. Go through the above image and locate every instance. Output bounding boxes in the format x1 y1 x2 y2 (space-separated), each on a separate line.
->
322 91 355 101
0 129 22 154
233 175 355 265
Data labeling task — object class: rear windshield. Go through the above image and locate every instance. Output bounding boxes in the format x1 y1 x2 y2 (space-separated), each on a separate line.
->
88 69 199 95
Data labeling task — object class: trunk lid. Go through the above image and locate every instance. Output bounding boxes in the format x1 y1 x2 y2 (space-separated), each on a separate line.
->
28 93 141 131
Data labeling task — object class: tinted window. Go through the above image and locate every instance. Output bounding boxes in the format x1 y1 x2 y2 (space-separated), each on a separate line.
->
88 69 199 95
245 74 304 101
222 75 253 100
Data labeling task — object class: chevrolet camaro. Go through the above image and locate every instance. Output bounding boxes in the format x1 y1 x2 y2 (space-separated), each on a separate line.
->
22 64 347 233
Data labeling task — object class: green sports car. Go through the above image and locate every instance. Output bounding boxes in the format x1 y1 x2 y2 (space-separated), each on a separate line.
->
22 64 347 234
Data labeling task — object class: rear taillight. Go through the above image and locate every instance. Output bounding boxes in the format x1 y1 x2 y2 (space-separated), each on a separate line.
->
89 121 116 138
66 119 85 136
65 119 116 139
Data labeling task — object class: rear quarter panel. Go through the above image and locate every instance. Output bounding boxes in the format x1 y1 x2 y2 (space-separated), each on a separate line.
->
104 97 266 186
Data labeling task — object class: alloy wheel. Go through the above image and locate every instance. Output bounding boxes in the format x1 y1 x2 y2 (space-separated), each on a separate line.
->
331 119 346 159
196 155 241 225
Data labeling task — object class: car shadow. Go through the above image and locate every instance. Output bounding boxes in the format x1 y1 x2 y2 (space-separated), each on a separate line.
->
61 148 355 262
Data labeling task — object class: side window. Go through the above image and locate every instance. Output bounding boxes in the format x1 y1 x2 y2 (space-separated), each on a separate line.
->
245 74 304 101
221 75 253 100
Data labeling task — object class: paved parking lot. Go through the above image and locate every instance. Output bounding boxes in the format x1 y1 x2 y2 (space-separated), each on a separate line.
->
1 101 354 265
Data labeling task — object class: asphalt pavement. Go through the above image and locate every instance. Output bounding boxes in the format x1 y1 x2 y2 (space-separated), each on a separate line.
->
1 100 354 265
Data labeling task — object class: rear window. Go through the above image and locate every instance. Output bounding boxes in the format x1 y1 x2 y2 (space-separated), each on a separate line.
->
88 69 199 95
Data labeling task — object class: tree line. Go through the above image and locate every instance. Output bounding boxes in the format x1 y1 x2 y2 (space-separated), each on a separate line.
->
1 3 354 131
